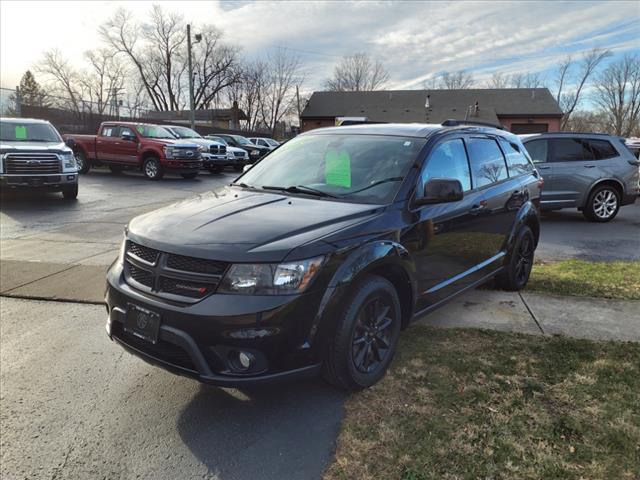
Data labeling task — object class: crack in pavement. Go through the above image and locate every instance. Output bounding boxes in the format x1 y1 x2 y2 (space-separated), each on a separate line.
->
518 291 545 335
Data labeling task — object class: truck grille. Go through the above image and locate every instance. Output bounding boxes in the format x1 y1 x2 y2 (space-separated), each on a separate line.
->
170 147 200 160
4 153 61 174
124 241 229 302
209 145 226 155
233 151 246 158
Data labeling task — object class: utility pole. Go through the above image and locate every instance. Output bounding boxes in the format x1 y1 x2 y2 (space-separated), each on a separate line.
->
296 85 301 133
187 24 195 130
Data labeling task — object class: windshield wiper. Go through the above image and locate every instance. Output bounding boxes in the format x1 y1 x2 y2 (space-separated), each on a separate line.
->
342 177 404 196
262 185 340 198
233 182 253 188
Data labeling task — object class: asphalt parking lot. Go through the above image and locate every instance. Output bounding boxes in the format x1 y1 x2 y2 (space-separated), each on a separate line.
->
1 169 638 479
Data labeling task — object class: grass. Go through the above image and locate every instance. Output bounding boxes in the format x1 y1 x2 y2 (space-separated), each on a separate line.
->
325 328 640 480
527 260 640 300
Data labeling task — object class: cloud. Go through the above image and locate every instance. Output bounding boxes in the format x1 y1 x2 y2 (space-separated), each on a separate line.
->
1 0 638 92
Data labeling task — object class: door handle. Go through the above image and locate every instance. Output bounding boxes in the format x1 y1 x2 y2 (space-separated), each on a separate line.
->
537 165 550 170
469 204 487 214
584 165 596 168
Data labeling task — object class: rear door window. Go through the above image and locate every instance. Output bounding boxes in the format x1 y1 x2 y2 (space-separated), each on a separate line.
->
499 139 534 176
586 139 618 160
101 125 118 137
466 138 509 188
549 138 594 162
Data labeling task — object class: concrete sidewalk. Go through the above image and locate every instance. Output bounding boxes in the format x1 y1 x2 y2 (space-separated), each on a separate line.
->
417 288 640 342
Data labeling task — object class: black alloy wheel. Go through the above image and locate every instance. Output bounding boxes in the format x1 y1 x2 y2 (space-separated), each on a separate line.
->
497 225 534 291
351 296 395 374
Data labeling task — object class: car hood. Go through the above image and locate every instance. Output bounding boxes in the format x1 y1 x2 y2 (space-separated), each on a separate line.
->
226 146 247 154
175 138 223 148
150 138 200 148
0 141 70 153
127 187 383 263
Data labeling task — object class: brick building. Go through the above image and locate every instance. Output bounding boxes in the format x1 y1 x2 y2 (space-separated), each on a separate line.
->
301 88 562 134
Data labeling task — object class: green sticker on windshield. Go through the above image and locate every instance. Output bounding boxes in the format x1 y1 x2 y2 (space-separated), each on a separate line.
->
15 125 27 139
325 150 351 188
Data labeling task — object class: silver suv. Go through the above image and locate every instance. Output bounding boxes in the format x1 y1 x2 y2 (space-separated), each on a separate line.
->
522 133 639 222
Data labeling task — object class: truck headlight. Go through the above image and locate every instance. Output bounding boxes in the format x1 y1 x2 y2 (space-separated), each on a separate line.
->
197 145 206 153
60 152 77 170
163 146 175 159
218 256 324 295
250 150 260 157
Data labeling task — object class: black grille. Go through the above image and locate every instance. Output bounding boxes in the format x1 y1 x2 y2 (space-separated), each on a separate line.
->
166 253 227 275
5 154 61 174
113 323 196 372
160 276 212 299
127 242 159 264
209 144 226 154
171 147 199 159
128 263 153 288
233 151 245 157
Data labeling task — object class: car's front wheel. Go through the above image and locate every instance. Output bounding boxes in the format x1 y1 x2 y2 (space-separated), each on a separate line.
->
62 184 78 201
583 185 620 222
75 151 90 174
497 225 534 291
323 275 401 391
143 157 164 181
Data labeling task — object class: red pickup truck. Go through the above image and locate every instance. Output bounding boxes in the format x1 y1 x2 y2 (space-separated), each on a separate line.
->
64 122 203 180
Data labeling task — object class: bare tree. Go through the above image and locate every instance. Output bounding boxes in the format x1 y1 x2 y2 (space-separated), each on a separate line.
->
486 71 545 89
487 72 509 89
439 70 474 89
260 49 303 136
593 54 640 137
82 49 127 115
554 47 611 129
226 60 266 131
325 52 389 91
37 49 83 113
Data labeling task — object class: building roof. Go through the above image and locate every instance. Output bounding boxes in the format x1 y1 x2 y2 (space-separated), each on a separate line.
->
301 89 562 126
147 108 248 122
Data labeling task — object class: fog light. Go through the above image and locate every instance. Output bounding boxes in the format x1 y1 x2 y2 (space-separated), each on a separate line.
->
240 352 252 369
67 175 75 180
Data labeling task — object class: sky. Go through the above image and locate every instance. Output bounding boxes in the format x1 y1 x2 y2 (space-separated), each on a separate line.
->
1 0 639 94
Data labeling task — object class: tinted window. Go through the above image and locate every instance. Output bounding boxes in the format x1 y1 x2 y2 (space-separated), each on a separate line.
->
467 138 508 188
499 139 534 176
587 139 618 160
525 139 548 163
421 139 471 192
549 138 594 162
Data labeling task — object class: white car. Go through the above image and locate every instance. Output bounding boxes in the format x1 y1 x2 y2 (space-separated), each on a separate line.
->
248 137 280 150
205 135 250 171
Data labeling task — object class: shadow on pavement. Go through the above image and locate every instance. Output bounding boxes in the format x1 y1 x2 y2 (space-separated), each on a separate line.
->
177 379 346 480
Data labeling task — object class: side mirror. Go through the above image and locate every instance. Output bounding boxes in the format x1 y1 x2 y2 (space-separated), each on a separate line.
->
416 178 464 205
242 164 252 173
121 134 136 142
64 138 76 148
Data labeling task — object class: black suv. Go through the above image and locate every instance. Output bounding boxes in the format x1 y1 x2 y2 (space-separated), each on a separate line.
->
215 134 270 162
106 122 542 390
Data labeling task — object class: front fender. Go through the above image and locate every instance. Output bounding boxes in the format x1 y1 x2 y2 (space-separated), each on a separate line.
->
506 200 540 253
307 240 417 346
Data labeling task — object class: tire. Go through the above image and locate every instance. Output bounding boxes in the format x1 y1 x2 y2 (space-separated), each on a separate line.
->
109 165 124 174
62 184 78 200
323 274 402 391
497 225 535 291
142 157 164 181
181 172 198 179
75 151 90 174
583 185 620 222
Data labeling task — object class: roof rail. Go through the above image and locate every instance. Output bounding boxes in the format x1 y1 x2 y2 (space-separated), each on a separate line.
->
530 131 616 137
441 119 505 130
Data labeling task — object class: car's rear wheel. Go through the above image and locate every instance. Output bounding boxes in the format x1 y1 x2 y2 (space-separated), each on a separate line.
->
323 275 401 391
75 151 90 174
181 172 198 179
497 225 534 291
583 185 620 222
62 184 78 201
143 157 164 181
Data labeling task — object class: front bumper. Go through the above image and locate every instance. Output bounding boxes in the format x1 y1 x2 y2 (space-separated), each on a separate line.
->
105 262 324 386
0 173 77 189
201 154 233 167
162 160 202 173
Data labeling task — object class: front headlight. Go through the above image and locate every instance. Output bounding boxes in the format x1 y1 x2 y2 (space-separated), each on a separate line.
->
197 145 206 153
60 152 77 170
218 256 324 295
163 146 175 158
250 150 260 156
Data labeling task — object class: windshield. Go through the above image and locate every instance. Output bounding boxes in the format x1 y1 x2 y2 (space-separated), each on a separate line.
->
266 139 279 147
135 125 174 139
233 135 252 146
208 136 228 146
170 126 201 139
237 134 426 204
0 121 61 142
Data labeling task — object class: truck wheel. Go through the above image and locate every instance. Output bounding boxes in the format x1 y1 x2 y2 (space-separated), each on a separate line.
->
62 184 78 201
583 185 620 222
143 157 164 181
109 165 124 174
75 151 90 174
181 172 198 180
323 274 401 391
